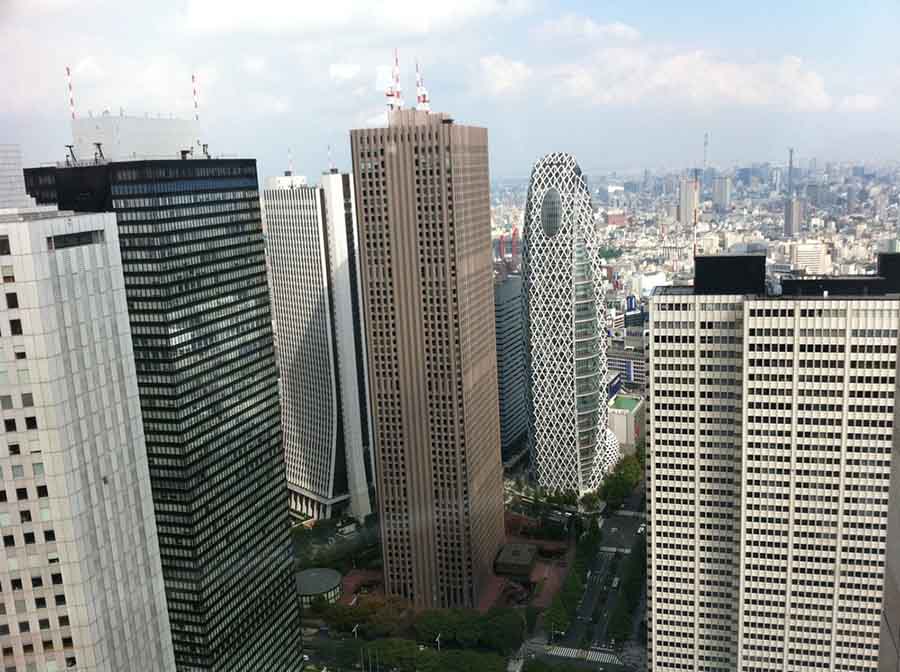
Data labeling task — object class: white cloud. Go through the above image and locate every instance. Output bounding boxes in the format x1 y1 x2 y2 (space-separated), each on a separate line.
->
479 55 533 97
329 63 361 82
179 0 533 35
243 56 267 76
839 93 881 112
537 14 640 41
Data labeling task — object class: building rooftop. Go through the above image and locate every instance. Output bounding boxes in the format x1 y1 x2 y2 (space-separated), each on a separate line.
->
296 568 343 596
611 395 641 412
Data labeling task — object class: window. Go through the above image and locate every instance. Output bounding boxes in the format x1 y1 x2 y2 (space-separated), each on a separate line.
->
13 600 24 614
30 576 41 588
23 532 35 545
19 511 30 524
24 417 36 430
21 394 32 408
11 466 23 479
18 621 29 633
13 351 25 360
36 486 47 498
57 615 68 627
2 266 14 283
16 487 27 500
0 396 11 410
5 293 17 310
61 637 72 649
54 594 66 606
8 444 19 456
0 237 10 255
32 464 43 478
39 507 50 522
3 535 14 548
0 513 8 526
10 579 22 591
43 530 55 543
4 419 16 432
22 644 33 654
38 618 49 629
50 573 62 586
0 625 8 636
35 598 46 610
9 320 21 336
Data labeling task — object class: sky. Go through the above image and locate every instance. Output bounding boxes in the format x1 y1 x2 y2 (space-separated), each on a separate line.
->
3 0 900 180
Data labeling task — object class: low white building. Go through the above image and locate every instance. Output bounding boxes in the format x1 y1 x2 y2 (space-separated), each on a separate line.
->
608 394 645 454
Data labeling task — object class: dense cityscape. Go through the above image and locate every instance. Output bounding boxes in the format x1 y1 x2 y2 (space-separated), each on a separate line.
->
2 3 900 672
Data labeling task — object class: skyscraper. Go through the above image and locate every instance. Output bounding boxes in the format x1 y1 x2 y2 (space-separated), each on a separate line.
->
713 175 731 213
23 157 302 671
522 152 619 495
0 145 174 671
494 270 527 460
264 169 374 520
647 254 900 672
350 108 505 609
678 175 699 226
784 196 802 237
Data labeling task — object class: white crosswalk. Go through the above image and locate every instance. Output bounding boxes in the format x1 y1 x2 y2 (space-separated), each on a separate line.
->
547 645 623 665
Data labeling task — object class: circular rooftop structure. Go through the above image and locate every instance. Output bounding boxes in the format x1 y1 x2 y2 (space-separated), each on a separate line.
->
296 568 343 607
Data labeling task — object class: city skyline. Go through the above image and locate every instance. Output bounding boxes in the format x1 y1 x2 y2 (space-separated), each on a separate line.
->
4 1 900 181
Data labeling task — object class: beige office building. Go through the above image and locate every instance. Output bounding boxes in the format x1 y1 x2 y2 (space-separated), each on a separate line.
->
350 109 505 609
648 255 900 672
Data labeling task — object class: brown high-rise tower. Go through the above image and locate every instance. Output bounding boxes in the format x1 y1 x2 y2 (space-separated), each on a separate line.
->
350 109 505 609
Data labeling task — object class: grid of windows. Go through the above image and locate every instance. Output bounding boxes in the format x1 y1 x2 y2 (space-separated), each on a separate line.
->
45 159 302 672
351 110 504 609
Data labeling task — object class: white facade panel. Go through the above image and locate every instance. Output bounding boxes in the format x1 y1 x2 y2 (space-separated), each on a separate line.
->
523 153 619 495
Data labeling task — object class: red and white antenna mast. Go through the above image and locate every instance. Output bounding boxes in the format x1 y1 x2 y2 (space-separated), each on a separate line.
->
65 66 76 120
415 61 430 111
192 73 200 122
385 49 403 111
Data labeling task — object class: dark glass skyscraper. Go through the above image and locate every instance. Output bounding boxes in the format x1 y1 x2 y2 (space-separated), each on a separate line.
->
24 159 302 671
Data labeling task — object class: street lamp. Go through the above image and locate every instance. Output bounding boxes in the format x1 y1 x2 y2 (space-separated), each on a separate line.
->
435 633 441 653
352 624 360 640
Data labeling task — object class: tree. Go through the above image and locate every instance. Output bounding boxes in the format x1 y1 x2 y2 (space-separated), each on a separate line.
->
481 608 524 654
618 454 642 489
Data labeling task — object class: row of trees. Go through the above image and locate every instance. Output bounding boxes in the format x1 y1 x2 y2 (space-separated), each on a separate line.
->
606 535 647 642
543 527 603 635
315 637 508 672
311 597 526 657
412 607 525 656
596 454 643 510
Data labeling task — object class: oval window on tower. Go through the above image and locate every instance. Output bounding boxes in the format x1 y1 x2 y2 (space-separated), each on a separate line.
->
541 188 562 237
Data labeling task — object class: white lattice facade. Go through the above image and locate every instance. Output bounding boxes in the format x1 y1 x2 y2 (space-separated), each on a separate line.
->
523 153 619 495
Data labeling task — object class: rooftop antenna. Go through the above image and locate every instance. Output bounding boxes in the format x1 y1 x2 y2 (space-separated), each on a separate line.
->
692 167 700 259
415 61 431 111
287 147 293 176
93 142 104 161
702 132 709 171
65 66 76 120
328 144 334 172
787 147 794 197
64 144 77 165
385 49 403 111
192 73 200 122
192 73 201 147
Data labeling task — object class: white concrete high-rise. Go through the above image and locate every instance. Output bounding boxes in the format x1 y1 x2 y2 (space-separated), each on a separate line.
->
523 152 619 495
264 170 374 520
713 175 731 212
647 255 900 672
0 147 174 671
789 240 832 275
70 113 199 161
679 176 700 226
